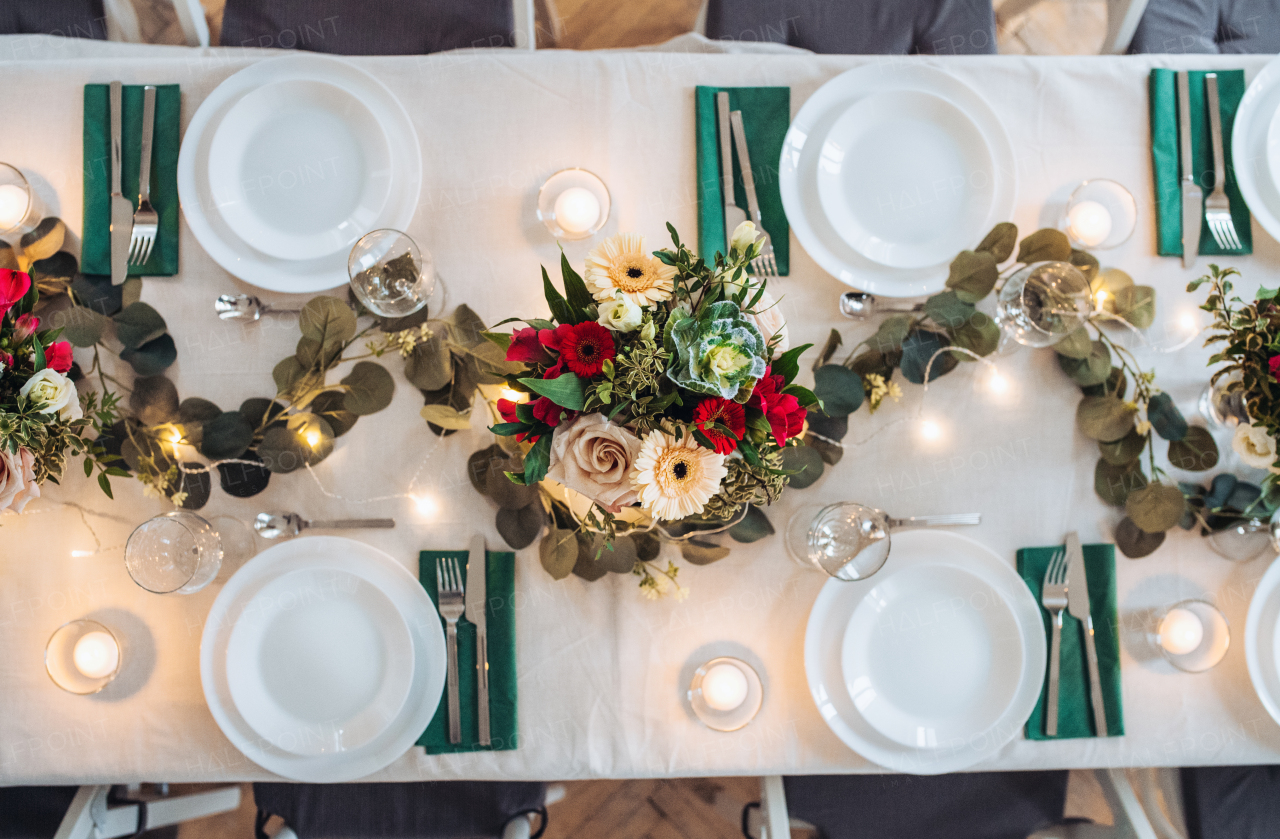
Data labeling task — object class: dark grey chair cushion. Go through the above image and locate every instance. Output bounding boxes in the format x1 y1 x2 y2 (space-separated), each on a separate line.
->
220 0 514 54
704 0 997 55
0 0 106 38
0 786 79 839
1129 0 1280 53
783 771 1068 839
1182 765 1280 839
253 781 546 839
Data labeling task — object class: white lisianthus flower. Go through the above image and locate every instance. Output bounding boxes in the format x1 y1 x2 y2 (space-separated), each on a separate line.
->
745 289 790 353
730 220 759 254
597 294 643 333
639 320 657 341
19 368 82 421
1232 424 1280 472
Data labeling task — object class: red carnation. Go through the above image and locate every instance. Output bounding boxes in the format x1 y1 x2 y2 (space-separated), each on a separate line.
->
1270 355 1280 383
506 326 552 366
540 322 615 379
693 397 746 455
45 341 73 374
749 365 807 447
531 395 577 428
0 269 30 315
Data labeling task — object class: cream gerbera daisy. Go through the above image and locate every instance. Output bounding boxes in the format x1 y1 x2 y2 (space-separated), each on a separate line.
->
629 430 727 521
584 233 677 307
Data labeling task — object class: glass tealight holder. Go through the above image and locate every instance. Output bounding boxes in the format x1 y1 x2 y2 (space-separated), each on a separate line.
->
687 656 763 732
785 502 890 581
537 168 611 241
348 229 439 318
1061 179 1137 250
1153 599 1230 672
0 163 41 237
1199 373 1249 430
1207 518 1272 562
46 619 121 694
125 511 223 594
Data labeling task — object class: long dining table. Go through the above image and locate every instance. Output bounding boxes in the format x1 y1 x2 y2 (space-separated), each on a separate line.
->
2 35 1280 784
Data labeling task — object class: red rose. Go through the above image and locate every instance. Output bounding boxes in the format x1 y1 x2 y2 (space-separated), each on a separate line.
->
692 397 746 455
0 270 31 315
1270 355 1280 382
496 398 542 443
749 365 807 447
505 327 552 365
12 313 38 342
45 341 73 374
531 396 577 428
539 322 615 379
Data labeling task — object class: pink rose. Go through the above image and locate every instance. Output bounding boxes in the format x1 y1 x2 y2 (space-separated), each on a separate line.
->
0 447 40 513
546 413 642 512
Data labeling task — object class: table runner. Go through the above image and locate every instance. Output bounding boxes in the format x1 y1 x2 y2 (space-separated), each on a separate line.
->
1 41 1279 784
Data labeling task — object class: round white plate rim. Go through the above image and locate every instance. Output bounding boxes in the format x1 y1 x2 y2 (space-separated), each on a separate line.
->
1266 105 1280 194
780 63 1017 297
1232 55 1280 246
206 78 394 261
177 53 421 293
839 561 1024 748
815 89 997 269
804 529 1046 774
200 535 445 782
223 565 416 757
1244 556 1280 727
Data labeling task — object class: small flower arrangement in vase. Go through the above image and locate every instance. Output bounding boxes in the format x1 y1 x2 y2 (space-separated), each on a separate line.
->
471 222 818 597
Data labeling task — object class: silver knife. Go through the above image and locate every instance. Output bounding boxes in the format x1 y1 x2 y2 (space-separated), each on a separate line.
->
1177 70 1201 270
717 92 748 255
463 533 490 746
1065 531 1109 737
109 81 133 285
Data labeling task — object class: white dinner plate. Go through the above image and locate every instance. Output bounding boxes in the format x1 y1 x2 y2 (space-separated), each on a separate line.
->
816 90 997 269
208 79 393 262
201 536 445 782
225 567 415 757
840 563 1023 749
1245 556 1280 728
1266 106 1280 194
805 530 1045 774
780 63 1016 297
178 54 421 293
1232 55 1280 245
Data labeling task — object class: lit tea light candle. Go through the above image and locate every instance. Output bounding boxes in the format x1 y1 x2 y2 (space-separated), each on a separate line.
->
1159 607 1204 656
701 662 749 711
554 187 600 235
0 183 30 231
72 630 120 679
1067 200 1112 248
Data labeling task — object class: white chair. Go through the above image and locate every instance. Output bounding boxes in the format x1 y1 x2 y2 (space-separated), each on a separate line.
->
0 783 243 839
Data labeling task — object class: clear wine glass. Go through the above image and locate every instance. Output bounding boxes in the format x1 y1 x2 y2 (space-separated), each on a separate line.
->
125 511 223 594
995 261 1093 349
785 502 891 581
348 229 438 318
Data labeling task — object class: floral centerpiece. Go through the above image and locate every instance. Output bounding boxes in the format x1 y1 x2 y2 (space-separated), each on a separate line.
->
475 223 817 595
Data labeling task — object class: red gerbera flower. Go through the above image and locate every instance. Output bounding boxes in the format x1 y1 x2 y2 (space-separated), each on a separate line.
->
1270 355 1280 383
692 397 746 455
749 365 807 447
551 321 615 378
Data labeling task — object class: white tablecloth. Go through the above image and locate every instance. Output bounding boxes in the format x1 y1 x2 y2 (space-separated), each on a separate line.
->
2 38 1280 784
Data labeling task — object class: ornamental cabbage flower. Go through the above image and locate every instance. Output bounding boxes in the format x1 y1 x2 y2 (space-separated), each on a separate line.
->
667 300 767 399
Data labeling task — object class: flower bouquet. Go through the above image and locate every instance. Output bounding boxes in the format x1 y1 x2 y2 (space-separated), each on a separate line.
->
476 223 817 595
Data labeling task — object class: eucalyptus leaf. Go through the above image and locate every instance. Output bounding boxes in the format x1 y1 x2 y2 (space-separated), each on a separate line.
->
1114 285 1156 330
1168 426 1219 472
341 361 395 415
816 328 842 368
176 464 211 511
1115 516 1165 558
273 356 305 394
780 444 824 489
803 432 844 466
0 242 18 270
376 306 432 333
420 403 473 430
200 411 255 460
299 296 356 347
404 330 453 391
728 504 775 543
1081 367 1127 399
1126 483 1187 533
120 277 142 308
949 313 1000 358
119 333 176 376
633 531 662 563
591 533 639 573
485 454 540 510
295 336 342 371
976 222 1018 262
572 532 609 581
450 303 488 347
806 410 848 442
945 250 999 303
217 455 271 498
239 398 287 429
1058 340 1111 387
900 329 956 385
59 306 110 348
849 348 899 381
30 251 78 289
1205 474 1238 510
681 538 731 565
1069 249 1100 284
1099 428 1147 466
1095 458 1147 506
867 313 913 354
129 376 180 426
112 302 167 349
923 291 976 331
497 501 546 550
468 444 503 496
308 390 358 438
1077 395 1138 442
812 364 863 416
1054 327 1093 360
70 273 123 316
178 397 222 424
1016 228 1072 263
1147 392 1188 441
19 217 65 261
258 426 309 474
539 527 578 580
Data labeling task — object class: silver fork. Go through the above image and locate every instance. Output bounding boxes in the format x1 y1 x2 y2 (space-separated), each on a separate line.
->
886 513 981 529
1041 548 1069 737
436 556 466 744
729 110 779 279
129 85 158 266
1204 74 1243 252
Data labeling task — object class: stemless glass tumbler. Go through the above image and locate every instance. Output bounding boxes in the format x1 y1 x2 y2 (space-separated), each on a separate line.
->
995 261 1093 349
348 229 438 318
785 502 891 581
125 511 223 594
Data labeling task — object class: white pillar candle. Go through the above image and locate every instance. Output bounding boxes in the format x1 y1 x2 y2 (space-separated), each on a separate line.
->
72 630 119 679
1067 200 1112 248
701 662 749 711
0 183 30 231
1159 607 1204 656
554 187 600 235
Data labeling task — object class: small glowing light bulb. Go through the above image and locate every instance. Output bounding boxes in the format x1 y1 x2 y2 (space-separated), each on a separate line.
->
499 388 524 404
919 419 942 440
1180 313 1199 333
414 495 438 517
70 550 94 558
1094 289 1109 307
988 371 1009 394
167 427 182 444
305 431 321 448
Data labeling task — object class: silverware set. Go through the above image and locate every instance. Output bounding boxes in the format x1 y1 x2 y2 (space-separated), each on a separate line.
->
716 92 778 279
435 536 490 745
252 511 395 539
109 81 160 285
1178 70 1243 270
1040 531 1108 737
215 293 302 322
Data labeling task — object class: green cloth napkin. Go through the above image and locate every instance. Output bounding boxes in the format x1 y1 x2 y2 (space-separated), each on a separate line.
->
1018 543 1124 740
82 83 181 277
417 550 518 754
695 86 790 275
1149 68 1251 256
